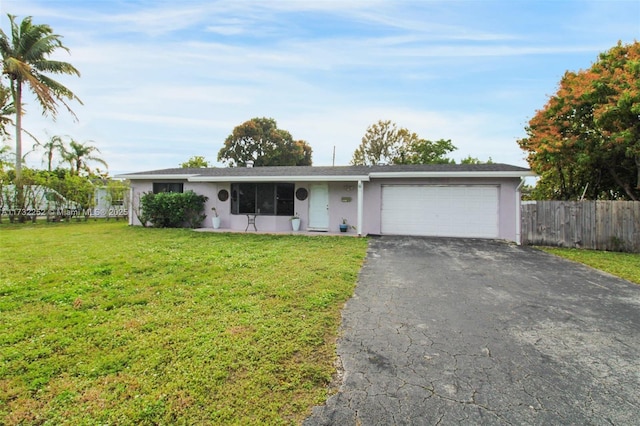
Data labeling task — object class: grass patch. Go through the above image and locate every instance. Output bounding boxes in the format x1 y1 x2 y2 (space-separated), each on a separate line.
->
0 221 368 424
538 247 640 285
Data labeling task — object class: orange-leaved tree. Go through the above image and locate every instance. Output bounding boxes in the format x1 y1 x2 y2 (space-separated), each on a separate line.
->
518 41 640 200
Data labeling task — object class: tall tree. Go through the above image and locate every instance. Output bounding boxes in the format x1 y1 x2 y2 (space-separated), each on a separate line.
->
518 41 640 200
0 14 82 183
218 117 312 167
352 120 407 165
63 139 107 176
396 138 456 165
352 120 456 165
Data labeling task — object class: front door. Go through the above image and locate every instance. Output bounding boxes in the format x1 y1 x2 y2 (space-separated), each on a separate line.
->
308 183 329 231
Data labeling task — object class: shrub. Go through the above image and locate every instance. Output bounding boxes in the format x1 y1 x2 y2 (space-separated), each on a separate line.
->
139 191 208 228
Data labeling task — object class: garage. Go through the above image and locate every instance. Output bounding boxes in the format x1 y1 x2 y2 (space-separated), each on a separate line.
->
380 185 499 238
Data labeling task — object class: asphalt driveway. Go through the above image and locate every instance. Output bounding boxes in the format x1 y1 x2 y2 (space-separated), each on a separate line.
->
304 236 640 425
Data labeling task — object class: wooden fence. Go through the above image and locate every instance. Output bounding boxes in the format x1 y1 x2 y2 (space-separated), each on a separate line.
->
521 200 640 252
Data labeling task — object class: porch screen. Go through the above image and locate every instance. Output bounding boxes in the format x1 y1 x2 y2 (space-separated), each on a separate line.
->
230 183 294 216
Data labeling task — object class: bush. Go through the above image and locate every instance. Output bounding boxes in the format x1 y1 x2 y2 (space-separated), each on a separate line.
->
139 191 208 228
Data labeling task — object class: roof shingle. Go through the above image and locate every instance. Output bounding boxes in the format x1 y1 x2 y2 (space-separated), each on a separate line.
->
121 163 531 178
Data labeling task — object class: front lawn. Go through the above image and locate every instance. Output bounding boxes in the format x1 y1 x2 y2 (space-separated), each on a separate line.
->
0 222 368 425
539 247 640 285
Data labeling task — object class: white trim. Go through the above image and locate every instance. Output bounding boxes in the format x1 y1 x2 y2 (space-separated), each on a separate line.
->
369 171 536 179
515 177 525 245
116 174 200 180
119 171 534 182
357 180 364 236
128 187 133 226
187 175 370 183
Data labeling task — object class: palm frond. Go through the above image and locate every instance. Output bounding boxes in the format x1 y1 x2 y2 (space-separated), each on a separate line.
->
0 28 12 55
32 59 80 77
36 73 83 115
25 33 68 62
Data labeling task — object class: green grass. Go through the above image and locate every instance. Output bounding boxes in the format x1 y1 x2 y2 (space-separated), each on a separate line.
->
0 221 369 425
539 247 640 285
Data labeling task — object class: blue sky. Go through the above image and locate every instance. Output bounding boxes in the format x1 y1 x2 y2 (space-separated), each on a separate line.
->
2 0 639 175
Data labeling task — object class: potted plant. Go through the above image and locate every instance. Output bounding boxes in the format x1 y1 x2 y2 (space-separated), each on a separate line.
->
339 218 349 233
290 212 301 231
211 207 221 229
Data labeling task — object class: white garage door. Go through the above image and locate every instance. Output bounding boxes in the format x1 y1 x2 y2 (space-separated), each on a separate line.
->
381 185 499 238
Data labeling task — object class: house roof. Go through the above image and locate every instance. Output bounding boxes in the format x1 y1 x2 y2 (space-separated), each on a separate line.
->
117 164 534 182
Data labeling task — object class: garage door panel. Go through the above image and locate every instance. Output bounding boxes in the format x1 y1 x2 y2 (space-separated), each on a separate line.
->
381 185 499 238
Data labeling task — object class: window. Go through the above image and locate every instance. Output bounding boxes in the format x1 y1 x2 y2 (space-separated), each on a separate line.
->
153 183 184 194
231 183 294 216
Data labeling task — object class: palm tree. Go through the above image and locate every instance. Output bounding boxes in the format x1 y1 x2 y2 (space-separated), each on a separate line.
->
0 14 82 182
64 139 108 176
38 134 67 171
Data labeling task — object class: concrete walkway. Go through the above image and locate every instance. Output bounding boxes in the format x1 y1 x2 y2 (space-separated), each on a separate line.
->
194 228 360 237
304 236 640 425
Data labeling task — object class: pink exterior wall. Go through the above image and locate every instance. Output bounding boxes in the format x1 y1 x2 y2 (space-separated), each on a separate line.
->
359 177 521 241
128 177 522 241
327 182 359 232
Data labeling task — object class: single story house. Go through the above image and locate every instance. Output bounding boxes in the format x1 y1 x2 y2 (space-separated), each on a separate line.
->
118 163 535 243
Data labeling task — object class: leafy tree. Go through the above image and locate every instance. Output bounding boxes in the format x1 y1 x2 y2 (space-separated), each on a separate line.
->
0 14 82 182
459 155 493 164
0 166 44 222
218 117 313 167
352 120 408 165
63 139 107 176
518 41 640 200
0 143 11 167
180 155 211 168
33 169 62 222
396 138 456 165
104 179 129 220
273 139 312 166
352 120 456 165
60 173 95 221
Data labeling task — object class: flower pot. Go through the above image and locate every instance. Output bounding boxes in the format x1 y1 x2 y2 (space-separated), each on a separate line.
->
212 216 221 229
339 224 348 233
291 218 301 231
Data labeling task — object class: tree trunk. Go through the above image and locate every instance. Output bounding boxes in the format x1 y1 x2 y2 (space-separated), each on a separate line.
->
636 155 640 190
14 81 25 222
608 166 639 201
14 82 22 179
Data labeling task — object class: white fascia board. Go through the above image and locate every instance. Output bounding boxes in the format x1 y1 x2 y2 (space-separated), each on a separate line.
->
115 174 199 180
369 171 537 179
188 175 370 182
